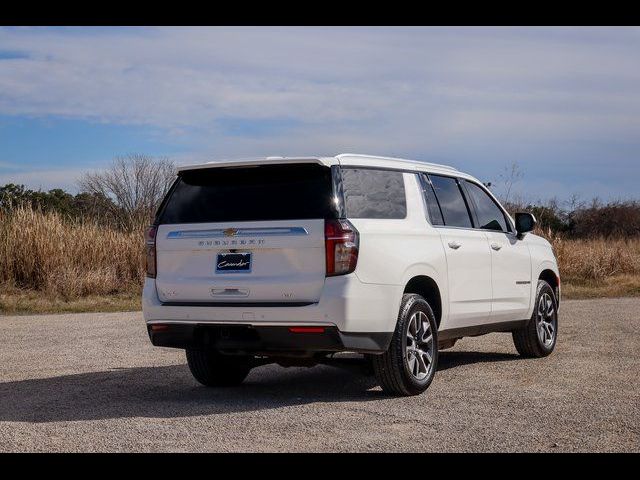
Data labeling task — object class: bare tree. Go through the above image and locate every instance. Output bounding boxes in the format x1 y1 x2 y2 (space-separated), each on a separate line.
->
78 154 176 228
566 193 584 212
498 161 524 206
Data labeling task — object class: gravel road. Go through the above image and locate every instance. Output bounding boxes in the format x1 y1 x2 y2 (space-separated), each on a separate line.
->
1 298 638 452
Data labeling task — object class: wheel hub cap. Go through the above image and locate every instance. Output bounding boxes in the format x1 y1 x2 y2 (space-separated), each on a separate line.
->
536 292 557 347
405 311 435 380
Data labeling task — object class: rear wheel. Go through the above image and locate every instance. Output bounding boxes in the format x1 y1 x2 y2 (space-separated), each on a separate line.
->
371 294 438 396
512 280 558 357
185 349 252 387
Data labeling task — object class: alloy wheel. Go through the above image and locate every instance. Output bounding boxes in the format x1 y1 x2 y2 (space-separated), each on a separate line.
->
536 292 557 347
405 311 435 380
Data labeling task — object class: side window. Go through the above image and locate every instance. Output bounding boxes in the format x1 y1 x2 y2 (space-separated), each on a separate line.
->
428 175 473 228
464 180 511 232
418 174 444 225
341 168 407 219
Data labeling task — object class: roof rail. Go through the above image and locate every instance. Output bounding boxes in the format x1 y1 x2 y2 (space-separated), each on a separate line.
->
336 153 458 172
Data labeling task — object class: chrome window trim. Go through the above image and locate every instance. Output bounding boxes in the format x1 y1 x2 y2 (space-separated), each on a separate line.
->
432 224 519 237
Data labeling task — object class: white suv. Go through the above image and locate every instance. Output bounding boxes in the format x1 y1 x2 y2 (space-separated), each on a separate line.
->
143 154 560 396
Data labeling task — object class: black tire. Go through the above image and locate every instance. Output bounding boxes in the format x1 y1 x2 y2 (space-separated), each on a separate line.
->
371 294 438 396
185 349 252 387
512 280 558 358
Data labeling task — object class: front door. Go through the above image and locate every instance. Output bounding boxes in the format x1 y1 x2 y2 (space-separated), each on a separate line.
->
485 230 532 321
462 180 532 322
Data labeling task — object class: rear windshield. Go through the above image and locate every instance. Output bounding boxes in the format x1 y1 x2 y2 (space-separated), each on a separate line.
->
158 163 336 224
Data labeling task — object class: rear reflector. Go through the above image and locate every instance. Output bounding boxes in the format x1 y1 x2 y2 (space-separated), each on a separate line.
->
150 324 170 332
288 327 326 334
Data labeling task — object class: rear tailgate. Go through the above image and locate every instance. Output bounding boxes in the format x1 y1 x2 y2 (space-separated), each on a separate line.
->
155 220 325 303
153 162 337 304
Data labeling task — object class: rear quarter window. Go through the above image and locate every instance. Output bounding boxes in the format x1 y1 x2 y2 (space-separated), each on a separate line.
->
340 168 407 219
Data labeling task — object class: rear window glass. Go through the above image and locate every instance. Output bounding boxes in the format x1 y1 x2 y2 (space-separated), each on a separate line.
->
428 175 473 228
341 168 406 219
158 164 336 224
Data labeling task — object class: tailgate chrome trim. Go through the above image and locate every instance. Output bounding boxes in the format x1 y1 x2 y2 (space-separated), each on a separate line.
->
166 226 309 239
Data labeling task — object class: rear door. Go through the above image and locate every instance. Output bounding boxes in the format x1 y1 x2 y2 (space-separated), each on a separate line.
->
426 174 493 328
154 163 336 304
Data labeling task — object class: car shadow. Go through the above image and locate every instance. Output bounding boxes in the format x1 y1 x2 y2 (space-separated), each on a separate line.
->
0 350 520 423
0 362 383 423
437 350 520 371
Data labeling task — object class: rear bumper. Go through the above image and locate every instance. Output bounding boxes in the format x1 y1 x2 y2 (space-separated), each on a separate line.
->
142 274 400 354
148 323 392 354
142 275 403 335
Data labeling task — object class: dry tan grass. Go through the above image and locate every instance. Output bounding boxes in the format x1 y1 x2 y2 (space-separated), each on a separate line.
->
560 274 640 299
555 238 640 281
538 228 640 282
0 207 639 313
0 207 145 301
535 227 640 298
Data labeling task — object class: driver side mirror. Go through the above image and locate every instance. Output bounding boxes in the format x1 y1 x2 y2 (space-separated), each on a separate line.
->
515 212 536 237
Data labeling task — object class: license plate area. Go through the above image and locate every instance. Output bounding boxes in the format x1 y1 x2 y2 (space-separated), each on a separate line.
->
215 252 252 274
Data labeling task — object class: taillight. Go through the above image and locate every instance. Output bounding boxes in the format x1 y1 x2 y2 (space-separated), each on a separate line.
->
325 219 359 276
144 225 157 278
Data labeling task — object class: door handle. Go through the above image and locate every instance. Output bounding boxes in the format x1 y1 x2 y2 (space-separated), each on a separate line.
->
211 288 249 297
448 241 462 250
490 242 503 251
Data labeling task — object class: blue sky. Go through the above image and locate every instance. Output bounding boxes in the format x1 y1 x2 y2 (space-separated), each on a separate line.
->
0 26 639 202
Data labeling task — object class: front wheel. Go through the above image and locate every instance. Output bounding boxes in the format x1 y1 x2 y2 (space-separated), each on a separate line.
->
185 349 252 387
371 294 438 396
512 280 558 357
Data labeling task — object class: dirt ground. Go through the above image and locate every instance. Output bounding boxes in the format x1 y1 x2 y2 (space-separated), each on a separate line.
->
1 297 638 452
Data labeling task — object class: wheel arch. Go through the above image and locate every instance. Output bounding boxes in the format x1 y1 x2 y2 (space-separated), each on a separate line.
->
538 268 561 307
403 275 443 328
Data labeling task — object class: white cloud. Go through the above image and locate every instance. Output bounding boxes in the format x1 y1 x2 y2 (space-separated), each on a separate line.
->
1 27 639 135
0 27 639 198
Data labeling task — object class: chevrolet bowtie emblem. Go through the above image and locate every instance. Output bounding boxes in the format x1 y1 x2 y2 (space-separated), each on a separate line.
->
223 228 239 237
